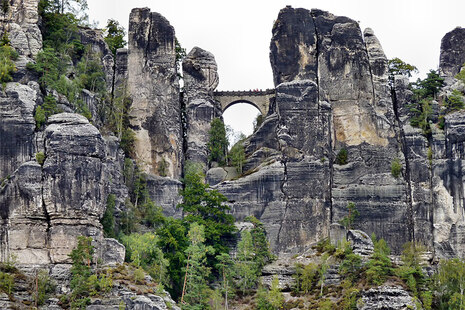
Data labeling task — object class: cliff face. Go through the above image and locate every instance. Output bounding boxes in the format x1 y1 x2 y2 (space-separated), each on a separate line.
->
216 7 409 254
127 8 183 179
214 6 465 258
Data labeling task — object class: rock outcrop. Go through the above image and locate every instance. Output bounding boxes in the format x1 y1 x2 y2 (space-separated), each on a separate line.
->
127 8 182 178
183 46 221 167
439 27 465 80
358 286 417 310
0 82 40 180
0 0 42 58
216 7 410 254
0 113 125 265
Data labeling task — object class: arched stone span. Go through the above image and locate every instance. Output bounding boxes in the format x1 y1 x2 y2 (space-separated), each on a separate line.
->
214 89 275 115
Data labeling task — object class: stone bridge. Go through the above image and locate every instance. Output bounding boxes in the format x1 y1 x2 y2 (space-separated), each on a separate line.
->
213 89 275 115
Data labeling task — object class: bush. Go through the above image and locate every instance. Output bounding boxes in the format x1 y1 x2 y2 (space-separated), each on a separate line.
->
101 194 116 238
391 157 402 178
294 263 317 294
35 270 56 306
315 238 336 255
339 201 359 230
36 152 46 165
336 148 348 165
365 236 392 286
0 44 18 89
0 271 14 295
229 139 246 174
34 95 60 129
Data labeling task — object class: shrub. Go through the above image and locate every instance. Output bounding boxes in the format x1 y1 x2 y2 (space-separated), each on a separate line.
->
0 271 14 295
391 157 402 178
0 44 18 89
339 201 359 230
294 263 317 294
36 152 46 165
365 236 392 286
101 194 116 238
315 238 336 255
35 270 56 306
34 95 60 129
157 158 168 177
336 148 348 165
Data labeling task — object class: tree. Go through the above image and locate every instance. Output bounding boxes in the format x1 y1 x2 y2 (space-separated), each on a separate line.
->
436 258 465 310
216 253 235 309
121 232 169 286
104 19 126 56
318 253 330 296
267 276 284 309
245 216 274 270
395 242 426 297
208 118 229 165
101 194 116 238
412 70 445 100
446 89 464 112
366 235 392 286
229 139 245 174
409 98 433 136
69 236 94 309
339 202 359 230
181 223 214 309
234 230 258 295
179 162 236 271
0 44 18 89
253 114 264 132
388 57 418 86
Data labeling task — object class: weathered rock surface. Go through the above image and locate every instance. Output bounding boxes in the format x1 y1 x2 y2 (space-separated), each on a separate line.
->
218 7 409 254
358 285 417 310
439 27 465 79
347 230 374 257
0 113 125 265
0 0 42 57
0 82 40 180
127 8 182 178
183 46 221 167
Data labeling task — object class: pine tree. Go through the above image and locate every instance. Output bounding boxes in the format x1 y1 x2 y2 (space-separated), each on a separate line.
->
181 223 214 309
235 230 258 295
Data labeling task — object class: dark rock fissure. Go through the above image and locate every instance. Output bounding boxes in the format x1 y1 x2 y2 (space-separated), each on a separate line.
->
391 81 415 242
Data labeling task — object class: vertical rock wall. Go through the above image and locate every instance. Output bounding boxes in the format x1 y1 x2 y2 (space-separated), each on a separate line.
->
127 8 183 178
183 46 221 167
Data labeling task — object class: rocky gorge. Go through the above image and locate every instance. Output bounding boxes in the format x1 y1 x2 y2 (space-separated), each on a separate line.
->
1 0 465 309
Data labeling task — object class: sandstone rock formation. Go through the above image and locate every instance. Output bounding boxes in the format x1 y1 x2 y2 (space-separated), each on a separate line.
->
0 113 125 265
0 0 42 57
183 46 221 167
439 27 465 80
127 8 182 178
216 7 410 254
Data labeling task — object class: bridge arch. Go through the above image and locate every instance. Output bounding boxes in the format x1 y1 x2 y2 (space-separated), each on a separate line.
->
213 89 275 116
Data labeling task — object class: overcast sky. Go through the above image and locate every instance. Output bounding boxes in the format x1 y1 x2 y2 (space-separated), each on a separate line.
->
87 0 465 138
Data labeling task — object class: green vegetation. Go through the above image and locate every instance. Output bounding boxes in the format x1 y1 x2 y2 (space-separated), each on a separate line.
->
104 19 127 56
36 152 46 166
180 223 213 309
208 118 229 165
253 114 264 132
391 157 402 178
68 236 113 309
0 44 18 89
435 258 465 310
336 148 348 165
34 270 56 307
366 235 392 285
121 232 169 286
339 202 359 230
229 138 246 173
101 194 116 238
388 57 418 86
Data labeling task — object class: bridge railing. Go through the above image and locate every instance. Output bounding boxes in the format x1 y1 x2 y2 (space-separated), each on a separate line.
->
213 89 275 97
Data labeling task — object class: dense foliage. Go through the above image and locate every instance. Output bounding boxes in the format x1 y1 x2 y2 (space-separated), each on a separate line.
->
208 118 229 165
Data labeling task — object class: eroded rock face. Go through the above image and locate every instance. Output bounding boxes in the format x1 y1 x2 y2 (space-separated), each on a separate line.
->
440 27 465 79
183 46 221 166
358 286 417 310
0 113 125 265
0 82 40 180
219 7 409 254
127 8 182 178
0 0 42 57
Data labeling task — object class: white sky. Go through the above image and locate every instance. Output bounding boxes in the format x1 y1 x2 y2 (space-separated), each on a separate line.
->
87 0 465 136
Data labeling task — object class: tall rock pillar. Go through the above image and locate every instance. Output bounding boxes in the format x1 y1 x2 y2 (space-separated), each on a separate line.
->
127 8 183 178
183 47 221 167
